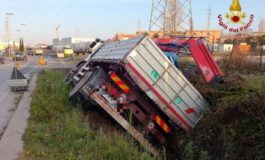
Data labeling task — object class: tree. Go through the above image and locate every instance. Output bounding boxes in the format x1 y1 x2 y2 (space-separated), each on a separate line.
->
19 38 22 51
19 37 25 51
21 38 24 51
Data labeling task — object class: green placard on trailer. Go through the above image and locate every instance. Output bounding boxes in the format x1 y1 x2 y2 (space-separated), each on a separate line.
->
175 97 183 105
151 70 159 79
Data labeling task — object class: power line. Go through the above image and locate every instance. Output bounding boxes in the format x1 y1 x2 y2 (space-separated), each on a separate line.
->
24 0 60 25
52 0 77 17
20 1 47 23
16 0 80 44
25 0 77 35
23 0 62 30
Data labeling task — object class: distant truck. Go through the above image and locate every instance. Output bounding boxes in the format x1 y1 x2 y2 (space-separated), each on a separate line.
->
65 35 209 155
35 49 44 55
64 48 74 56
57 52 64 58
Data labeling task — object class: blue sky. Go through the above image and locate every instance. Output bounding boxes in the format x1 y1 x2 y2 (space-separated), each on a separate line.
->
0 0 264 44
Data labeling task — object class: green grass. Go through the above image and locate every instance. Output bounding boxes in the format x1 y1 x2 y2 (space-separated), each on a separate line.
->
243 74 265 92
22 70 153 160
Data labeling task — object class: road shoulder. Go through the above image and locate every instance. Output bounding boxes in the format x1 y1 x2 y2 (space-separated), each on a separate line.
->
0 75 37 160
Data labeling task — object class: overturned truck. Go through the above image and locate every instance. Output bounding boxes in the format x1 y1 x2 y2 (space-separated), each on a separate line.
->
65 34 209 156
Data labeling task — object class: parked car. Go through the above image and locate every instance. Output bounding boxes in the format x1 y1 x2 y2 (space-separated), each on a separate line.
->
27 48 34 55
13 51 27 61
0 51 5 64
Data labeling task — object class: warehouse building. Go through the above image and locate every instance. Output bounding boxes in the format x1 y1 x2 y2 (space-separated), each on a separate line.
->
53 37 95 49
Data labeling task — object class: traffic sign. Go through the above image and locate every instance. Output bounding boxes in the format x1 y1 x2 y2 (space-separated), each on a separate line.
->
7 79 28 87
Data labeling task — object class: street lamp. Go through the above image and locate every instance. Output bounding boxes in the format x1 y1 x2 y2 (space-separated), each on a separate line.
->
5 13 14 55
16 30 21 51
20 24 26 40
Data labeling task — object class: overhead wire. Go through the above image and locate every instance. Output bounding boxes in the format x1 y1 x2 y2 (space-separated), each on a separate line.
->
25 0 77 31
24 0 62 30
17 0 80 44
25 0 61 25
19 0 47 23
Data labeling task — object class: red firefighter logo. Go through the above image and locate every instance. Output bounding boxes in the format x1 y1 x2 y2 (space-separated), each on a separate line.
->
218 0 254 32
226 0 246 24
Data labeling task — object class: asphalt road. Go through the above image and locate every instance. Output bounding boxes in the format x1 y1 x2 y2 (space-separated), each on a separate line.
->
0 54 75 139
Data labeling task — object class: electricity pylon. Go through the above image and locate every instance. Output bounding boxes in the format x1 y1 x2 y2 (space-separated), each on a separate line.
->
149 0 193 36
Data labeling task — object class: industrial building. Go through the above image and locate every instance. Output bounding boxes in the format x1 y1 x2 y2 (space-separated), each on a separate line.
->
186 30 222 44
112 33 138 41
53 37 95 49
112 30 222 44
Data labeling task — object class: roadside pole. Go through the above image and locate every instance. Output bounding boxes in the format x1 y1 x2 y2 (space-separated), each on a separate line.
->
13 41 17 79
259 35 264 69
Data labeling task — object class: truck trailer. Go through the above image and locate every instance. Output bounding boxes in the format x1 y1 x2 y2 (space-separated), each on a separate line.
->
66 34 209 156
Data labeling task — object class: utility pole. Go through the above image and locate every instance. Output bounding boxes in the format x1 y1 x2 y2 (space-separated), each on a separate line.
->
259 35 265 69
21 24 26 52
207 5 212 29
16 29 21 50
149 0 193 37
56 24 61 40
138 19 141 35
21 24 26 36
56 24 61 58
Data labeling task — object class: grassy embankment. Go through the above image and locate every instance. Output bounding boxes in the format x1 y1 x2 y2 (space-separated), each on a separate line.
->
22 70 153 160
22 65 265 160
173 66 265 160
